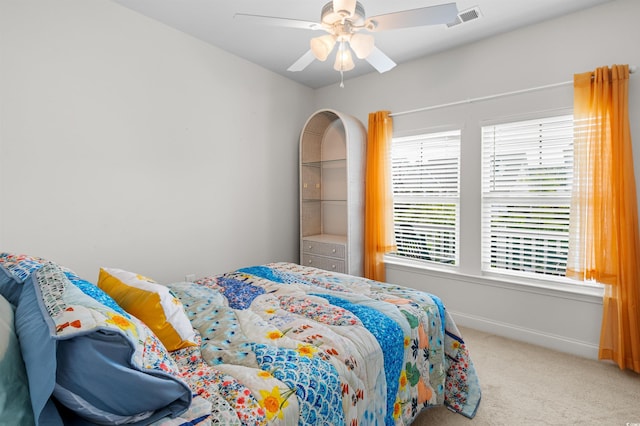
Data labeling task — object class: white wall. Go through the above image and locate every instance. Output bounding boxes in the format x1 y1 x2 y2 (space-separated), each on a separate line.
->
315 0 640 358
0 0 315 282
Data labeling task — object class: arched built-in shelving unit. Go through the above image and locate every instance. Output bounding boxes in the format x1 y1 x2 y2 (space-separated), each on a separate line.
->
299 109 366 276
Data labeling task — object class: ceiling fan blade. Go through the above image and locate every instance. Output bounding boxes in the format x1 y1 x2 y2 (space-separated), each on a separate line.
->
287 50 316 72
366 46 396 73
367 3 458 32
234 13 322 31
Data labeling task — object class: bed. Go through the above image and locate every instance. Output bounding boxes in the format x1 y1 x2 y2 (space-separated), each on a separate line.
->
0 252 481 425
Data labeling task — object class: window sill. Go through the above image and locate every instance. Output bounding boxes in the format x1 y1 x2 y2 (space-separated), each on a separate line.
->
383 255 604 304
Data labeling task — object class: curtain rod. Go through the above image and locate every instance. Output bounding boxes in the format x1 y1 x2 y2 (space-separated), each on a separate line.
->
390 65 637 118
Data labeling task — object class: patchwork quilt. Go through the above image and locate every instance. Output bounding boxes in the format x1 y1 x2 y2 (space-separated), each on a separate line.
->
164 262 481 425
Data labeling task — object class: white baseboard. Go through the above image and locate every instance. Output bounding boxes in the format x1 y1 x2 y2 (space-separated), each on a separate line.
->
450 310 600 360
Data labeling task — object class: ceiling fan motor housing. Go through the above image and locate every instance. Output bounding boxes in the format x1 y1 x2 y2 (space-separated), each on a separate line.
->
321 1 366 26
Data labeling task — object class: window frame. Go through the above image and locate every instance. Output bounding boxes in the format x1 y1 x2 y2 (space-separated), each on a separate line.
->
389 128 461 268
480 112 575 281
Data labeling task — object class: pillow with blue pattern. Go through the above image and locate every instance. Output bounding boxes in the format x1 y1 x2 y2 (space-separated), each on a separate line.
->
64 270 129 316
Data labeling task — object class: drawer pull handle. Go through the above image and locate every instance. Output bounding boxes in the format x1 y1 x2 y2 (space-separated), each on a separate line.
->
308 245 313 249
331 264 336 269
308 260 313 265
332 248 336 253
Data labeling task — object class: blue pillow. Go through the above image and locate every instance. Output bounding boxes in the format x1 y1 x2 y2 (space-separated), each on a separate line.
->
0 294 35 425
16 262 192 425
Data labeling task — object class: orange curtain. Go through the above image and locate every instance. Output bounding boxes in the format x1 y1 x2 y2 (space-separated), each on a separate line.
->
364 111 396 281
568 64 640 373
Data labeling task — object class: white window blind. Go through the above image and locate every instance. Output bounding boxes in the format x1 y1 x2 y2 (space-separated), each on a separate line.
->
481 115 574 278
391 130 460 265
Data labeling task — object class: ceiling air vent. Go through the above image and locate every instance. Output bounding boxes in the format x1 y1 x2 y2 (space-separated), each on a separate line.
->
447 6 482 28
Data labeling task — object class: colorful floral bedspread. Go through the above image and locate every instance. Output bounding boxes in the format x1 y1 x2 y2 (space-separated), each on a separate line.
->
165 262 481 425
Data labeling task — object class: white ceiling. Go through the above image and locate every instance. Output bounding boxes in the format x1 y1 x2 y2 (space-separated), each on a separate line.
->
111 0 613 89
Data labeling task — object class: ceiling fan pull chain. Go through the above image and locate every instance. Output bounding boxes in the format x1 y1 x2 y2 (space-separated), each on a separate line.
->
340 70 345 88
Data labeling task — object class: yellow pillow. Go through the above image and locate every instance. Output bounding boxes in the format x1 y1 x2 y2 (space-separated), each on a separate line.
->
98 267 196 351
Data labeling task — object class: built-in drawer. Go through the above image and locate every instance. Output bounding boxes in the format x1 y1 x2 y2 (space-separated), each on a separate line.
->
302 253 346 273
302 239 346 259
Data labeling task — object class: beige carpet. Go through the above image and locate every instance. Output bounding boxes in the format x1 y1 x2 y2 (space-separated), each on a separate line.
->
413 327 640 425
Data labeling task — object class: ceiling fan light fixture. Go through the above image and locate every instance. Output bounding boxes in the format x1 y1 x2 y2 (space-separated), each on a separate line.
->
310 34 337 61
349 33 374 59
334 42 355 72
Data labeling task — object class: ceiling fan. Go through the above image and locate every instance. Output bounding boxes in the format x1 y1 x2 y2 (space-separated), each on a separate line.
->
235 0 458 86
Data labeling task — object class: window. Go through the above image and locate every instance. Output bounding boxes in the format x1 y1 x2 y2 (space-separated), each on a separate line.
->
390 130 460 265
481 114 574 279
